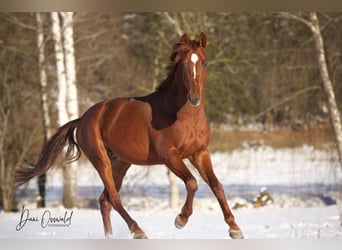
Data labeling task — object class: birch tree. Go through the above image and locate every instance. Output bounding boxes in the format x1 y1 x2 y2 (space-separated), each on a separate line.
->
60 12 79 209
51 12 79 208
280 12 342 225
280 12 342 169
51 12 68 125
60 12 79 121
309 12 342 168
309 13 342 226
36 12 51 208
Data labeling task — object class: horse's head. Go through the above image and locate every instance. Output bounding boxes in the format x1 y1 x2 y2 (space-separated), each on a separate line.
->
179 32 207 106
166 32 208 107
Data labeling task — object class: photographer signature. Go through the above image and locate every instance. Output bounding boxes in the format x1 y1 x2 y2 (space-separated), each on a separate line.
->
16 206 73 231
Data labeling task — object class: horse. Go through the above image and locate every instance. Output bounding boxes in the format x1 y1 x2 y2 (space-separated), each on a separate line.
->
15 32 243 239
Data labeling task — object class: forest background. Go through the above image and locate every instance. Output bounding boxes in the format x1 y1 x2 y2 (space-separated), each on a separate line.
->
0 12 341 211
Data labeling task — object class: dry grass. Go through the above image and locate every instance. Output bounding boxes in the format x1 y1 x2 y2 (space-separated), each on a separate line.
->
209 125 335 152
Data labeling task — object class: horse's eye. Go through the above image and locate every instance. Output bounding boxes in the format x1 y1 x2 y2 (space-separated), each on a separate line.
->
203 61 208 68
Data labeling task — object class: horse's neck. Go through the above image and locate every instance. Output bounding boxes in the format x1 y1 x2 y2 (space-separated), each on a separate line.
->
154 66 205 114
157 80 186 111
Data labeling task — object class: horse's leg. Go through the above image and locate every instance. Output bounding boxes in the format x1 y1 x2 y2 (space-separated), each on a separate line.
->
164 148 198 229
189 149 244 239
99 189 113 238
99 158 131 238
81 142 146 239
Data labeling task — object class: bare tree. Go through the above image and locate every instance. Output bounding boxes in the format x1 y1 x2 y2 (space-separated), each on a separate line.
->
60 12 80 209
36 12 51 208
280 11 342 226
51 12 79 208
51 12 69 125
0 99 13 211
309 12 342 168
0 57 39 212
280 12 342 169
309 12 342 226
0 13 42 211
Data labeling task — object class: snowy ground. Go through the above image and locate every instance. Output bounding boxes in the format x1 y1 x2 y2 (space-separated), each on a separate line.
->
2 145 342 239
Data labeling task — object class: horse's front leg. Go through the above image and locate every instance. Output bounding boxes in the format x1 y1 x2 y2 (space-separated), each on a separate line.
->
189 149 244 239
164 148 198 229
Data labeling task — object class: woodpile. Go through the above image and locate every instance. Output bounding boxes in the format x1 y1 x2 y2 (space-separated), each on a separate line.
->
253 187 274 208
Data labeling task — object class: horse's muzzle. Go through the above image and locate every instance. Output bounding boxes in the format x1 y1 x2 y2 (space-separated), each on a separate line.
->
188 93 201 106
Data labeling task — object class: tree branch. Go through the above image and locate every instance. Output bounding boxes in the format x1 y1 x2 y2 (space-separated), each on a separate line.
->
3 13 35 30
162 12 183 36
278 12 313 29
252 86 322 120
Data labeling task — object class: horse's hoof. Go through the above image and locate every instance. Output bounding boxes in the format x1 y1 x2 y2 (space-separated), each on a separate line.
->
133 232 148 239
229 229 244 239
105 233 115 239
175 214 187 229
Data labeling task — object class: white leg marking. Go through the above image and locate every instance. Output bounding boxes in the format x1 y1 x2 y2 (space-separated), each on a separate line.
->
190 53 198 82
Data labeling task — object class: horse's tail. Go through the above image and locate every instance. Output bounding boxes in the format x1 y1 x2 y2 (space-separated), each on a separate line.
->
15 118 81 187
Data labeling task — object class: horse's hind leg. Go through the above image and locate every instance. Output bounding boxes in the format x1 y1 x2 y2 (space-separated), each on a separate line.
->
99 158 131 238
99 189 113 238
79 139 145 239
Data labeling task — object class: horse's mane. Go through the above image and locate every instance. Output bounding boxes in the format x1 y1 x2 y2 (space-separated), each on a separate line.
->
157 38 199 91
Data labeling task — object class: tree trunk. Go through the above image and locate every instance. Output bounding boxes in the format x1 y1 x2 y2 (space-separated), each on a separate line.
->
308 12 342 226
309 12 342 169
51 12 78 208
60 12 79 209
0 105 17 211
51 12 69 125
0 107 10 211
36 12 51 208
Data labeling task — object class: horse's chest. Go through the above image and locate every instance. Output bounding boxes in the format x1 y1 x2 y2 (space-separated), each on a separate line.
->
170 121 209 156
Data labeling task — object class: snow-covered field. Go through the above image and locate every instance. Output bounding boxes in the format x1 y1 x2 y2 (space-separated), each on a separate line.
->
1 145 342 239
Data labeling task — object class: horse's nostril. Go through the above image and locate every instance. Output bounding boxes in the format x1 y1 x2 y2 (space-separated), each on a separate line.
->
188 94 201 106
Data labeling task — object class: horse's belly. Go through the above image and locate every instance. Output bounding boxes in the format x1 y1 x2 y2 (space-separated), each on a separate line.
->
108 130 157 165
104 100 159 165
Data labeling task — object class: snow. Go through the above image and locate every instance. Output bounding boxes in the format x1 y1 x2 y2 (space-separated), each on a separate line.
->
2 206 342 239
1 145 342 239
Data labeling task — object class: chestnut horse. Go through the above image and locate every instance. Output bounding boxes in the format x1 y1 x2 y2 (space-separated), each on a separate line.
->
15 33 243 239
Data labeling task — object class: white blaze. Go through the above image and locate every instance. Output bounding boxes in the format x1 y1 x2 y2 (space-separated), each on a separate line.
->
190 53 198 82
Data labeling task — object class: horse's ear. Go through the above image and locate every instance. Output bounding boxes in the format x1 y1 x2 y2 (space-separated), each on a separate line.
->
199 32 207 48
180 33 191 44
